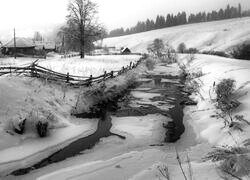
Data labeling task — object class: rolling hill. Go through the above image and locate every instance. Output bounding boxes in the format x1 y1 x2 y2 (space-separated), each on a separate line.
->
100 17 250 53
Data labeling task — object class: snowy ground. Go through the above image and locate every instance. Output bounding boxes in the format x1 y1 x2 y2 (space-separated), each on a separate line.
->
180 54 250 146
100 17 250 53
29 54 250 180
0 54 142 177
0 54 141 77
38 55 141 77
1 18 250 180
0 75 99 176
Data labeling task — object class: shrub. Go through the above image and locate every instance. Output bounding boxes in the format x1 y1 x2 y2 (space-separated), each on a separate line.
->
147 39 177 64
147 38 165 58
162 43 178 63
203 146 250 176
4 114 27 135
214 78 250 129
157 164 170 179
216 79 236 103
72 71 138 116
178 62 188 77
177 43 187 53
202 50 229 58
185 48 198 54
215 79 239 117
145 58 156 70
231 43 250 60
189 69 204 79
36 120 49 137
185 79 204 99
14 119 26 134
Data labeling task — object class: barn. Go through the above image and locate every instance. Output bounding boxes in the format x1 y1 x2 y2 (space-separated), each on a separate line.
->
121 47 131 55
2 37 35 56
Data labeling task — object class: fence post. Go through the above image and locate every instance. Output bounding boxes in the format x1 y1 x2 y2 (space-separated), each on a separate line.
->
122 66 125 73
88 74 92 86
129 61 132 69
10 66 11 75
66 72 69 83
104 71 107 80
31 63 35 77
111 71 114 78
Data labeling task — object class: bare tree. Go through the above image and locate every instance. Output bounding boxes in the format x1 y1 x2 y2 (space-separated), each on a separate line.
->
64 0 105 58
33 31 43 41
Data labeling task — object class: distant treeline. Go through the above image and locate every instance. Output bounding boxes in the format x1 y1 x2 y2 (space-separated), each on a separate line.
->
109 4 250 38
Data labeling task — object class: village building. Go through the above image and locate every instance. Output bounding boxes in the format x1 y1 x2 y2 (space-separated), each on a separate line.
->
2 38 58 57
108 46 121 54
34 41 56 53
90 46 131 55
121 47 131 54
2 37 36 56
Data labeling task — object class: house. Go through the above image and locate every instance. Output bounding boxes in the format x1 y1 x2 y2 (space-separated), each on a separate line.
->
91 49 107 55
35 41 56 53
121 47 131 55
2 37 35 56
108 47 120 54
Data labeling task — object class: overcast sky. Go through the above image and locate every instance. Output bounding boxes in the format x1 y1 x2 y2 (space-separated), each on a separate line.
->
0 0 250 41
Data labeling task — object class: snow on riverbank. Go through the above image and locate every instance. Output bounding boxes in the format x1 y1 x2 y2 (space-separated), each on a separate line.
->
35 54 250 180
0 121 97 176
0 56 145 178
0 76 98 176
111 114 169 140
182 54 250 146
36 149 167 180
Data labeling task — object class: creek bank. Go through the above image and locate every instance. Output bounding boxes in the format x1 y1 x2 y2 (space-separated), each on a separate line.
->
115 71 195 143
10 62 196 177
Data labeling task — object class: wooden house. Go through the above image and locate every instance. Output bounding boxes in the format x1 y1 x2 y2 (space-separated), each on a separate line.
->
2 37 35 56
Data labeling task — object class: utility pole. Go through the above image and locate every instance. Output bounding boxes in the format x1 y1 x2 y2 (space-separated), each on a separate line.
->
62 34 65 54
14 28 16 59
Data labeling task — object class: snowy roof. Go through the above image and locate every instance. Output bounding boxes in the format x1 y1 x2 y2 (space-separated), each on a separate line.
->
4 37 35 48
121 47 131 53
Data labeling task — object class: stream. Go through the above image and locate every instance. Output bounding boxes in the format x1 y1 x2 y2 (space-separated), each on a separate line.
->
11 66 194 176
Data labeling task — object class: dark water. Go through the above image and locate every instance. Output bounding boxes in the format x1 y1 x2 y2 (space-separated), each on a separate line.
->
11 111 125 176
11 71 190 176
125 73 187 142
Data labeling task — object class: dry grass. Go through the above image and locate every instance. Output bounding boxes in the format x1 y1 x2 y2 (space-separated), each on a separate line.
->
203 146 250 178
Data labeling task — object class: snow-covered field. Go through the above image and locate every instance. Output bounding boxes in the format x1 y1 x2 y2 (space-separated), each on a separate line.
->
38 55 141 77
101 17 250 53
0 54 141 77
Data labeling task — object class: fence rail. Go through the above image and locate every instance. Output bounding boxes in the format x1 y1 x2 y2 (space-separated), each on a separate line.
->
0 56 146 87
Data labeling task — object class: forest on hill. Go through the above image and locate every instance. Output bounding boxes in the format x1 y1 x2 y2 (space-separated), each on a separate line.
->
109 4 250 38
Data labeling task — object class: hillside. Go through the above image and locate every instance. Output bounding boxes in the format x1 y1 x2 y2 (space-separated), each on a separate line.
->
101 17 250 53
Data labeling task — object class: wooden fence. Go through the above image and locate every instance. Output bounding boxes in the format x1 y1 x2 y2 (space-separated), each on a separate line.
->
0 56 146 87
